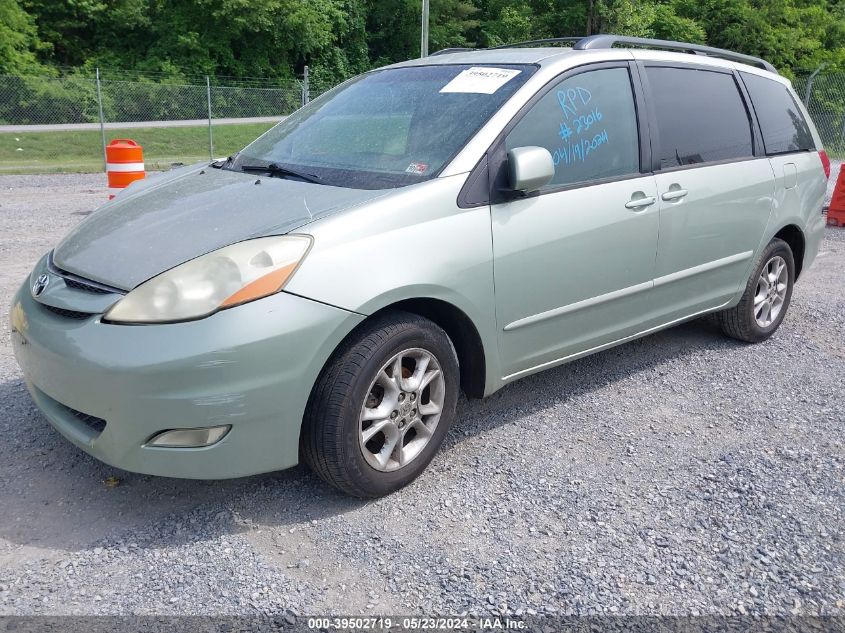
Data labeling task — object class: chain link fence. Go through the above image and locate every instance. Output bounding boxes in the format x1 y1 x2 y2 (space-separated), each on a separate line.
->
794 70 845 157
0 70 320 125
0 67 842 173
0 69 336 172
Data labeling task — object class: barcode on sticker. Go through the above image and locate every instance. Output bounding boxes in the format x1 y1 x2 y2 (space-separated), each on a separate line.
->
440 67 521 94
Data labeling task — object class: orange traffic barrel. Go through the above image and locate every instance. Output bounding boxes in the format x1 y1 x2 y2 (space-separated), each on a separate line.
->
106 139 145 199
828 164 845 227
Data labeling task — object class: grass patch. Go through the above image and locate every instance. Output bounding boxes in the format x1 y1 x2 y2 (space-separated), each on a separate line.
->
0 122 275 174
3 124 842 175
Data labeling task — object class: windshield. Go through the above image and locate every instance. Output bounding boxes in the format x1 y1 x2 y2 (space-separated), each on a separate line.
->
230 64 536 190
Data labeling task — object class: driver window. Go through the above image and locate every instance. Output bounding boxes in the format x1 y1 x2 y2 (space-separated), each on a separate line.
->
505 67 641 190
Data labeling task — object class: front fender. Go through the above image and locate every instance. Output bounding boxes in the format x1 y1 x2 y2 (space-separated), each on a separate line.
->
285 175 503 395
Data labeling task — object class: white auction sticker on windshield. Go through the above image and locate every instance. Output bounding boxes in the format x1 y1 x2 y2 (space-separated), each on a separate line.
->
440 67 521 94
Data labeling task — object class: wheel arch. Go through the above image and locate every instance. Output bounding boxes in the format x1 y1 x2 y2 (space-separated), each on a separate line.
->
313 296 490 400
369 298 487 399
772 224 806 279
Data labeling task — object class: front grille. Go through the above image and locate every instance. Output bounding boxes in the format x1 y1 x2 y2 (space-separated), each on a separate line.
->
47 252 125 296
40 304 96 320
57 403 108 435
63 277 112 295
66 408 107 434
35 387 109 439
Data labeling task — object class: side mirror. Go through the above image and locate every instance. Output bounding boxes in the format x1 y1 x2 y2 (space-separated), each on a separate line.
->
507 146 555 194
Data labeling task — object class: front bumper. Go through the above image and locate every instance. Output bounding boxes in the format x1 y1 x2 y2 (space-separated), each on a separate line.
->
9 277 363 479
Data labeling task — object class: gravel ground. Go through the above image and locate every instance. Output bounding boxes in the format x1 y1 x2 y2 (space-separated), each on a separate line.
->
0 173 843 619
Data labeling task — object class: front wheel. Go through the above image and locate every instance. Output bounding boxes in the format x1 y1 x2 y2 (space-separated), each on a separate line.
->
301 312 459 497
714 238 795 343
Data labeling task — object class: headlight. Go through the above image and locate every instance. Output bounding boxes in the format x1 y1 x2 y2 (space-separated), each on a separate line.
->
104 235 312 324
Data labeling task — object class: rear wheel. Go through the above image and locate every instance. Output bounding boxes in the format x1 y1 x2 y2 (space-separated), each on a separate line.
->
714 238 795 343
301 312 459 497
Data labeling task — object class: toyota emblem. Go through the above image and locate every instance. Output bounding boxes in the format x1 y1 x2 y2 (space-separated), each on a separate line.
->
31 273 50 298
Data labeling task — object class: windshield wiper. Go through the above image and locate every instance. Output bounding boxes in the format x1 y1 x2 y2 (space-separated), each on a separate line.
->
239 162 321 184
211 152 238 169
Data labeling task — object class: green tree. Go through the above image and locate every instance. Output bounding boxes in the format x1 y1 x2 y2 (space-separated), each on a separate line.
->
474 0 591 46
674 0 845 73
23 0 369 83
11 0 845 81
366 0 476 64
0 0 49 74
429 0 478 51
365 0 419 65
604 0 704 41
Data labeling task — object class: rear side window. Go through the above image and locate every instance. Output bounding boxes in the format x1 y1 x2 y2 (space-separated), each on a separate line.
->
740 72 815 155
645 67 754 168
505 67 640 189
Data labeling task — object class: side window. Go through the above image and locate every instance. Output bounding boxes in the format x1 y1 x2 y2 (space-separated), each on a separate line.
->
505 67 640 189
645 67 753 168
740 72 815 155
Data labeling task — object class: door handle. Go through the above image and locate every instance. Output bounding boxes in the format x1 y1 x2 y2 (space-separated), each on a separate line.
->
625 196 656 210
661 188 689 202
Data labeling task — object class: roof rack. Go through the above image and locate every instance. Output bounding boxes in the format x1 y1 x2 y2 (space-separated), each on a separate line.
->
429 48 474 56
575 35 778 74
481 34 777 74
489 37 583 50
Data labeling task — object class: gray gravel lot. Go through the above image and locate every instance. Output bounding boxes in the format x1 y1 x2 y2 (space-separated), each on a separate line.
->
0 173 843 618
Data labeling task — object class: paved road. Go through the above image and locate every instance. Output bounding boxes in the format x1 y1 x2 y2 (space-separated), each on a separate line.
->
0 174 843 619
0 116 285 133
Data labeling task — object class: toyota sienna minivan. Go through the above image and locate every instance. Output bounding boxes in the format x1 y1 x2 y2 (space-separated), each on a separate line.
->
10 35 830 497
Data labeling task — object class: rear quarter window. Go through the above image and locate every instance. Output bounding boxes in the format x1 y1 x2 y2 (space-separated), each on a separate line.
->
740 72 815 155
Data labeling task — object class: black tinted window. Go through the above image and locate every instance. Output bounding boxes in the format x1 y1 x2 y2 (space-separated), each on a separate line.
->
741 72 815 154
505 67 640 189
645 67 753 168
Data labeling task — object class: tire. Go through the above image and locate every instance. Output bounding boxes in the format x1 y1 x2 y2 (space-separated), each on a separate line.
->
301 311 460 498
714 238 795 343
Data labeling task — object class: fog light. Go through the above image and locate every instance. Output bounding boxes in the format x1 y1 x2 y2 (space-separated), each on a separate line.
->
146 425 231 448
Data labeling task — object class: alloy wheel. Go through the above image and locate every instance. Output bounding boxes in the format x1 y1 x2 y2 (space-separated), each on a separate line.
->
754 255 788 328
359 348 446 472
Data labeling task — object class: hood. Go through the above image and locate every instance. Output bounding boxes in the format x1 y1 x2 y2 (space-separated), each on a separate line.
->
53 163 386 290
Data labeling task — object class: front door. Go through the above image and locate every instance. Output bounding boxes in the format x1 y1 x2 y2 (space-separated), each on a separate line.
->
490 63 659 380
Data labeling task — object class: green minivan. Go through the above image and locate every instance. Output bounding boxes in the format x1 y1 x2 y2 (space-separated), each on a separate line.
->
10 36 830 497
